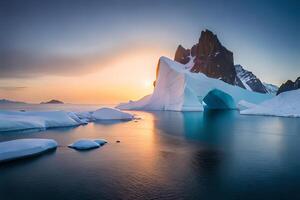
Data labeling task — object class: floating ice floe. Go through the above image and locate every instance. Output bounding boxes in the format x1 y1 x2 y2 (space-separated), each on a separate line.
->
74 111 94 122
0 107 135 132
68 139 108 150
0 139 57 163
94 139 108 146
117 57 272 111
0 111 86 132
240 89 300 117
92 107 134 120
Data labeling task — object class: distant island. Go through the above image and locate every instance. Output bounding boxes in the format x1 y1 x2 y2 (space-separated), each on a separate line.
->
0 99 27 104
40 99 64 104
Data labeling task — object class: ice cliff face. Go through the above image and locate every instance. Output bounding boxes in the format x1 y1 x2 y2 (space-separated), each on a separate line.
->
117 57 272 111
174 29 269 94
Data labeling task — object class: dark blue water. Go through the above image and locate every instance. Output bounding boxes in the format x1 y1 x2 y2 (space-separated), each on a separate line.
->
1 110 300 200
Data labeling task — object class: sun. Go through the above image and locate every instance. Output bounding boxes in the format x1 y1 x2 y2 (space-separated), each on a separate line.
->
144 80 153 88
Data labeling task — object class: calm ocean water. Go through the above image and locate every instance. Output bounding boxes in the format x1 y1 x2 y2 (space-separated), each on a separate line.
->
0 104 300 200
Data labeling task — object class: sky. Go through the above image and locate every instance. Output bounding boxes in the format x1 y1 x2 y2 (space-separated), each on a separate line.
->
0 0 299 104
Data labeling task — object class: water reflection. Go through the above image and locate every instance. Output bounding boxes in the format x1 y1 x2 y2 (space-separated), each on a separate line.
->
1 110 300 200
151 110 237 145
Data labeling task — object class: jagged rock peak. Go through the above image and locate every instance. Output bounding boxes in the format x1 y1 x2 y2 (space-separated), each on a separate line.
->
197 29 223 56
174 29 236 85
174 45 190 64
277 77 300 95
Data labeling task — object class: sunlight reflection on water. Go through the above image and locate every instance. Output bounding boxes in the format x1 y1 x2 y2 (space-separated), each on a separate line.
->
0 109 300 200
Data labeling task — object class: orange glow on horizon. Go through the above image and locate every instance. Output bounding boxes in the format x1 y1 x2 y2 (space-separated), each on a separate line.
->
1 47 173 104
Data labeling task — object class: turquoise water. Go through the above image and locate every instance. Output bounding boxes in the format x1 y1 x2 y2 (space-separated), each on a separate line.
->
0 107 300 200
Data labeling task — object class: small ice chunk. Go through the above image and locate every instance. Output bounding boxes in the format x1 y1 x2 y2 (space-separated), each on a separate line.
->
92 107 133 120
0 139 57 162
68 139 100 150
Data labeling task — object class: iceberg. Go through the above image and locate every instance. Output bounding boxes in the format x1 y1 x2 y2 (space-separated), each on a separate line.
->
0 108 134 133
0 111 85 132
0 139 57 162
241 89 300 117
117 57 273 111
68 139 101 150
94 139 108 146
237 100 257 111
92 107 134 120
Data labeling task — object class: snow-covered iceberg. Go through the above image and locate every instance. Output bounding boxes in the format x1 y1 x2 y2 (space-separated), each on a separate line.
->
241 89 300 117
0 107 134 133
117 57 273 111
237 100 257 111
68 139 108 150
0 139 57 162
0 111 86 132
94 139 108 146
92 107 134 120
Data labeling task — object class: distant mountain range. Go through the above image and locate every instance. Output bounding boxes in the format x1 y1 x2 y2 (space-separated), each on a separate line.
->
40 99 64 104
174 29 278 94
277 77 300 95
0 99 65 104
0 99 27 104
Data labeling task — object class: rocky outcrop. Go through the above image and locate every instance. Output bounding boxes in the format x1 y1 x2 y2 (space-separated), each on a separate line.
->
174 45 190 64
174 29 269 93
263 83 279 95
175 29 236 84
234 65 268 93
277 77 300 95
41 99 64 104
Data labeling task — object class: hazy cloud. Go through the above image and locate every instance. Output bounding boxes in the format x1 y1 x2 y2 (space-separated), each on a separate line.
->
0 86 27 91
0 48 120 78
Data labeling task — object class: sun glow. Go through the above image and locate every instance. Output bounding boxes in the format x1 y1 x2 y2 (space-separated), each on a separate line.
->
144 80 153 88
1 47 172 104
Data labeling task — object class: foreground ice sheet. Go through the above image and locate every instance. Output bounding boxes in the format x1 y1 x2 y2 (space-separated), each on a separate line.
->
241 89 300 117
0 111 86 132
68 139 108 150
92 107 134 120
0 139 57 162
117 57 272 111
0 107 134 132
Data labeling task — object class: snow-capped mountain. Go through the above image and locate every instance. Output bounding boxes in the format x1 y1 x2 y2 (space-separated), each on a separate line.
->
174 29 271 94
174 29 236 85
263 83 279 95
234 65 268 93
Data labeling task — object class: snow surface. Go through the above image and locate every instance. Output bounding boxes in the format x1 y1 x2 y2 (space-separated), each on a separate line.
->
237 100 257 111
0 111 86 132
263 82 279 95
235 65 253 91
94 139 108 146
93 107 134 120
0 107 135 132
0 139 57 162
68 139 101 150
241 89 300 117
117 57 272 111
